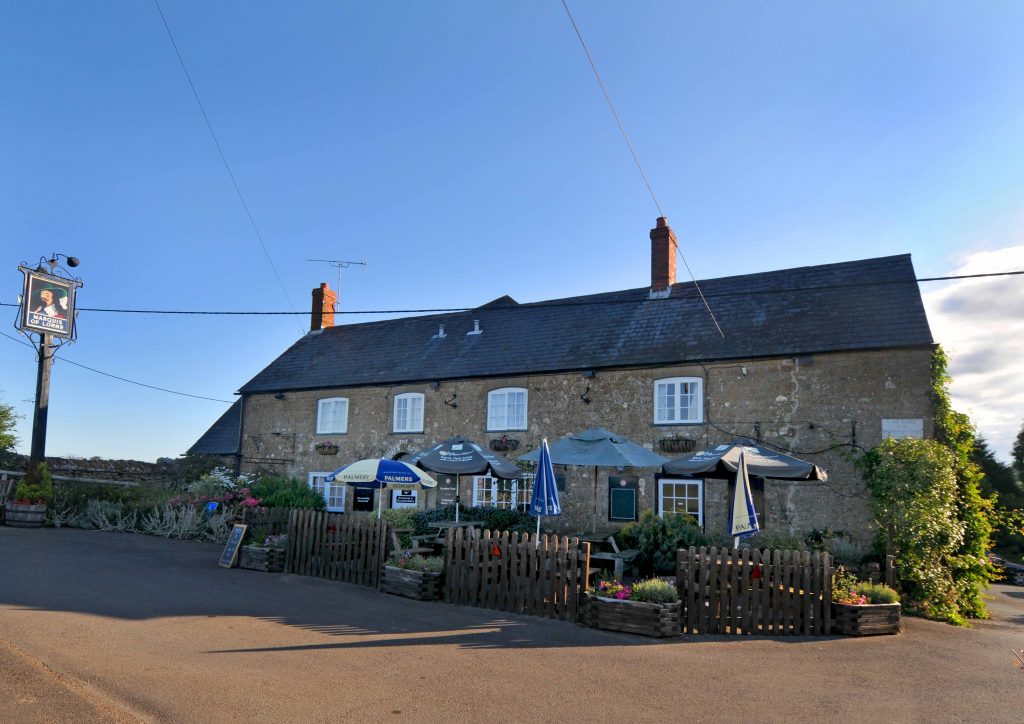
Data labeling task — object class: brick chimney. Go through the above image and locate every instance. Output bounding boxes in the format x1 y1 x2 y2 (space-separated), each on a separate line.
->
310 282 337 331
650 216 677 296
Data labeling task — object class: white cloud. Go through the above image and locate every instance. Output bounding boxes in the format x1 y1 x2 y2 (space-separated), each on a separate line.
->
922 245 1024 462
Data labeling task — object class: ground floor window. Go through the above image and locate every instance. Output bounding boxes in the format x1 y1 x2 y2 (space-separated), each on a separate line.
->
472 475 533 511
309 472 345 513
659 477 703 526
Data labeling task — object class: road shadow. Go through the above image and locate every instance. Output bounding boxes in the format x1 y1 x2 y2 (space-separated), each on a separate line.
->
1 527 850 653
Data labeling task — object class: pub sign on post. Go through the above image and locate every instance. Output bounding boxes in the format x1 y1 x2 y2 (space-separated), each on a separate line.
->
19 267 79 339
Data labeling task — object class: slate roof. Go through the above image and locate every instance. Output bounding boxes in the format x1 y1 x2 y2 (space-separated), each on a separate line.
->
187 400 241 456
238 254 933 395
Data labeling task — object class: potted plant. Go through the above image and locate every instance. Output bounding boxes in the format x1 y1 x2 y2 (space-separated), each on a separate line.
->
239 533 287 572
831 568 901 636
314 441 339 456
5 462 53 528
381 552 445 601
584 577 680 637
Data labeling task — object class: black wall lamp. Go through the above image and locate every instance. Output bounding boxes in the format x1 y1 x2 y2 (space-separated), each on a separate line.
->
580 385 591 405
444 393 458 409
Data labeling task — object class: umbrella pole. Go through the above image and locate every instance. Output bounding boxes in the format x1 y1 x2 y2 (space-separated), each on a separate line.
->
592 466 598 535
455 474 460 523
733 536 739 549
377 487 382 520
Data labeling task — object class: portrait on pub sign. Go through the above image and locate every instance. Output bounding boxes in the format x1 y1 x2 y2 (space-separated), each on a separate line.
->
20 270 77 338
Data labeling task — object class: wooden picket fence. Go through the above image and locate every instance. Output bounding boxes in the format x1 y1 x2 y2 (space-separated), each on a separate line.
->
676 547 832 636
444 528 591 622
285 509 389 588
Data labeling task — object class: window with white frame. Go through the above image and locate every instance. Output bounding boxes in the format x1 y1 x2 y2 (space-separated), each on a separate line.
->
316 397 349 434
393 393 424 433
659 477 702 525
472 474 533 511
487 387 527 431
653 377 703 424
309 472 345 513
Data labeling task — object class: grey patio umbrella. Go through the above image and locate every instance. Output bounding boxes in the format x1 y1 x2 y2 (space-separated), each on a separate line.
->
409 436 520 522
661 438 827 480
519 428 668 533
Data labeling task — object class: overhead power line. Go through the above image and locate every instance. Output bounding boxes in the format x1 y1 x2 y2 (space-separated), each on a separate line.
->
0 330 233 404
0 270 1017 317
559 0 725 339
151 0 299 327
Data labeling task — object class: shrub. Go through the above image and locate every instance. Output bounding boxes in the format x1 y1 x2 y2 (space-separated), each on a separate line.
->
748 531 807 552
860 436 969 623
629 578 679 604
618 510 719 575
13 462 54 505
409 505 535 536
853 581 900 605
826 538 865 568
249 476 325 510
387 553 444 573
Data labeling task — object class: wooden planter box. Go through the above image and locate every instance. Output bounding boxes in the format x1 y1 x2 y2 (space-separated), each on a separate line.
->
238 545 286 573
4 502 47 528
584 594 680 638
832 602 901 636
381 565 444 601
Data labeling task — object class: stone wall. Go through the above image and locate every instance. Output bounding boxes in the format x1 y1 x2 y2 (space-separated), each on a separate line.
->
238 347 934 543
1 452 202 488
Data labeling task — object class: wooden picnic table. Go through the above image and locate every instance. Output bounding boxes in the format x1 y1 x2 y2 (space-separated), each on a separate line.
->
413 520 484 547
587 536 640 580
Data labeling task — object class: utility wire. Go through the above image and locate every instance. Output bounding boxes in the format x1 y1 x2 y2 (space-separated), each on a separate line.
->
151 0 300 327
0 330 233 404
560 0 725 339
1 270 1018 317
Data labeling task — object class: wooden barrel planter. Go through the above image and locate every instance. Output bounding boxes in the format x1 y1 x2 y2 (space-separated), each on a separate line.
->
238 545 286 572
583 594 680 638
381 566 444 601
4 502 47 528
831 603 901 636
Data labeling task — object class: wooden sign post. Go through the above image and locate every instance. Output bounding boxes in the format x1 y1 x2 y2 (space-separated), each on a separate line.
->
219 524 248 568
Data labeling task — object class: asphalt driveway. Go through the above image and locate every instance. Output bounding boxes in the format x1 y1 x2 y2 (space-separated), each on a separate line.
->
1 527 1021 723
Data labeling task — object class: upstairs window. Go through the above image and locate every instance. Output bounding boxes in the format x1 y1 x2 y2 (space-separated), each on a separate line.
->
393 393 424 433
488 387 527 431
654 377 703 424
316 397 349 434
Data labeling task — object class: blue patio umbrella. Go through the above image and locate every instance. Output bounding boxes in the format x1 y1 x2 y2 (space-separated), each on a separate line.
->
325 458 437 518
729 450 760 547
530 438 561 538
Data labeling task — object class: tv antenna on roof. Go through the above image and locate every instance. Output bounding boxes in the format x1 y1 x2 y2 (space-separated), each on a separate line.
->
306 259 366 312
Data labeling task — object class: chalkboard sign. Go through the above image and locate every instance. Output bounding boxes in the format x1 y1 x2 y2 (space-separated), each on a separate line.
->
608 476 638 522
219 524 248 568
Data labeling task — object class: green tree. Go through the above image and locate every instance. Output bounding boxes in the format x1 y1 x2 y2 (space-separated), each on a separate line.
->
972 436 1023 507
0 398 17 453
1013 420 1024 483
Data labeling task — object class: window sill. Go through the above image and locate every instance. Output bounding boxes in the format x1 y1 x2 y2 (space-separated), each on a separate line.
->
652 421 703 427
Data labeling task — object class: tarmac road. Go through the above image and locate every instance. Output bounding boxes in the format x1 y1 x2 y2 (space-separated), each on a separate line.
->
1 526 1021 723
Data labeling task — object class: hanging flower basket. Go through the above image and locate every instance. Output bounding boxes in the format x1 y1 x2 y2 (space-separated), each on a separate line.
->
659 436 697 454
314 442 339 456
489 436 520 452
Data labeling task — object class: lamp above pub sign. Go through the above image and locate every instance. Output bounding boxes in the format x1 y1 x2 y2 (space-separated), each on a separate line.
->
18 267 81 339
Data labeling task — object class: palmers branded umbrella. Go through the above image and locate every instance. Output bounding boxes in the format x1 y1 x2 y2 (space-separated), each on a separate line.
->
409 436 520 522
729 450 760 547
529 438 561 538
326 458 437 519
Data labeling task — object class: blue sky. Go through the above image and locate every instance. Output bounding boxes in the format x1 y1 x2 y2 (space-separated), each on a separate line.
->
2 1 1023 462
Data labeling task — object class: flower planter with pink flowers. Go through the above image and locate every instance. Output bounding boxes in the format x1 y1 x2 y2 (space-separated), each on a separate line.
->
831 602 901 636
